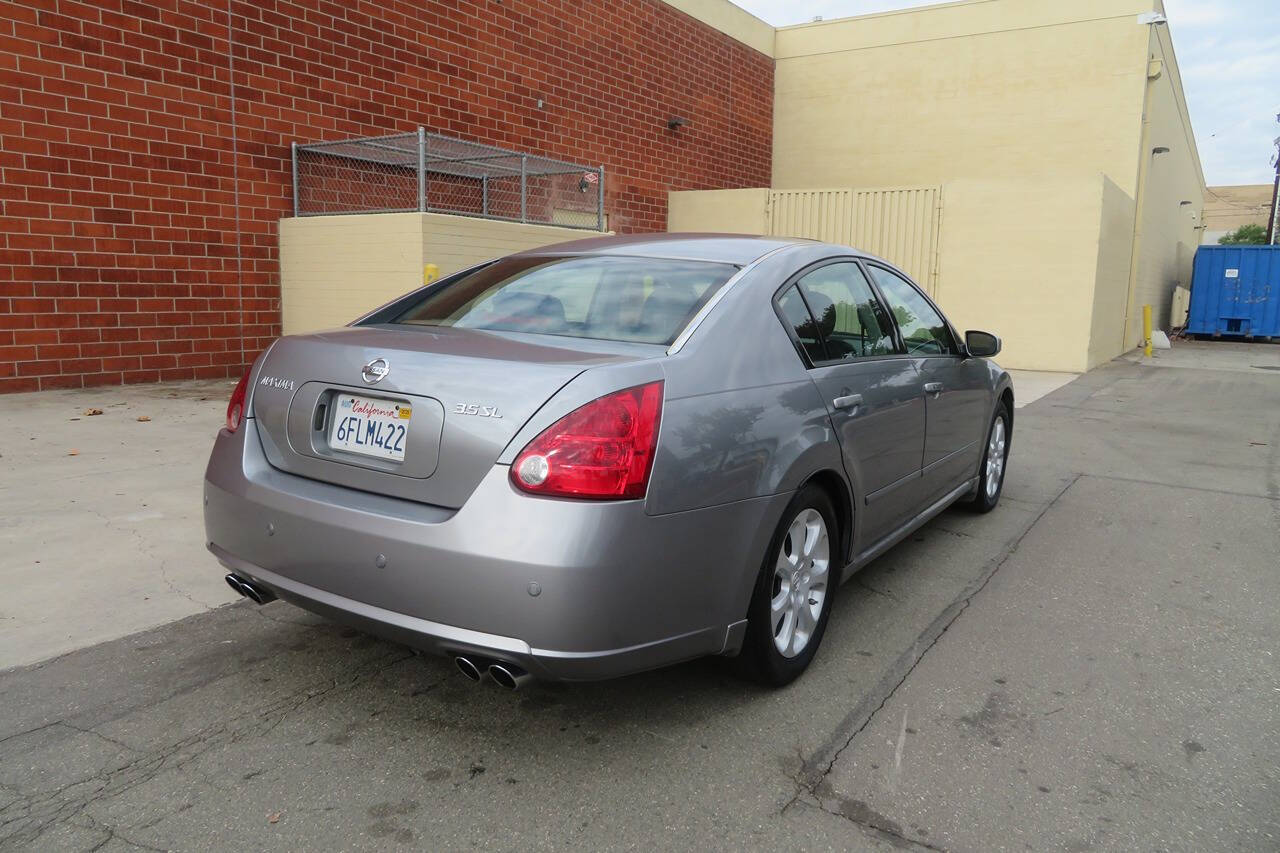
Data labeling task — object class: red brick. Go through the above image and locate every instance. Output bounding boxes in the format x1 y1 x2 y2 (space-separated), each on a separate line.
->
39 373 86 389
0 377 41 393
17 358 61 376
1 0 772 392
36 343 80 359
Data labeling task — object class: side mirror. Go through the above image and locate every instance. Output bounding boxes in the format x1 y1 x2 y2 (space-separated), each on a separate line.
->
965 330 1001 358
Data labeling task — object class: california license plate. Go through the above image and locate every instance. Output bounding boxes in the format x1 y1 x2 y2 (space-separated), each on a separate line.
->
328 394 411 462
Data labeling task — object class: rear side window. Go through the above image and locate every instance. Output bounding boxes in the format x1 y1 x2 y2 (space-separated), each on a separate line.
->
797 262 900 361
777 285 826 363
390 256 737 345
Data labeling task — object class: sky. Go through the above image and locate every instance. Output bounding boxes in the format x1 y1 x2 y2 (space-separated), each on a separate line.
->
730 0 1280 187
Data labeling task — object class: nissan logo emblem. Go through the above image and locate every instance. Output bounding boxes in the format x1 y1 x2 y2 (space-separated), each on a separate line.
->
361 358 390 384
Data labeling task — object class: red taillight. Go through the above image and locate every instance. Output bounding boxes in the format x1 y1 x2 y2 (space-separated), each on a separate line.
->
226 368 251 432
510 381 664 500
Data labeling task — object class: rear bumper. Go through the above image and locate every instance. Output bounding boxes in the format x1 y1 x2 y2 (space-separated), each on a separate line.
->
203 422 786 681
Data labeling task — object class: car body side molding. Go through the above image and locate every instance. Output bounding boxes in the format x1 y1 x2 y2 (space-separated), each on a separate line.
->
846 477 979 579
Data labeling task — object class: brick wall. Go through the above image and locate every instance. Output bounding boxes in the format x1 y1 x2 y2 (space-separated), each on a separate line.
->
0 0 773 393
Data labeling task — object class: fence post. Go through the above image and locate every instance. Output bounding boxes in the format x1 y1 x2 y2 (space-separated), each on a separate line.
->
417 127 426 213
520 155 527 223
597 165 605 232
291 141 299 217
482 175 488 216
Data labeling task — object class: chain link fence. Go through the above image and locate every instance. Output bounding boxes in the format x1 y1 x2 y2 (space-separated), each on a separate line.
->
291 129 605 231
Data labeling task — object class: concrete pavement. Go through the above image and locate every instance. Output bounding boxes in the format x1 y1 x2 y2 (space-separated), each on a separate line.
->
813 475 1279 851
1 340 1277 851
0 380 241 668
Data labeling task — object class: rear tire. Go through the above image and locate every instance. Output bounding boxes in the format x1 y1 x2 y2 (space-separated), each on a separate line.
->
964 401 1010 513
738 485 838 687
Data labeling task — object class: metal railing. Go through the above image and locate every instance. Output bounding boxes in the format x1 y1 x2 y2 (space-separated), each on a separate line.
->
291 128 605 231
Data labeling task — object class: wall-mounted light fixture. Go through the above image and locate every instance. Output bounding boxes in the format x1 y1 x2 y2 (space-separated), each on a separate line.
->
667 116 688 131
1180 201 1193 206
1152 146 1170 155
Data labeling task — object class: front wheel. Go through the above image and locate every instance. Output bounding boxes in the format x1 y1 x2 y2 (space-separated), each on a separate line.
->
738 485 838 687
964 402 1010 513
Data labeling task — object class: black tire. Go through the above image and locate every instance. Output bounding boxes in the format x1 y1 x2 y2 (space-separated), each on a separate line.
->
963 400 1011 513
737 484 839 687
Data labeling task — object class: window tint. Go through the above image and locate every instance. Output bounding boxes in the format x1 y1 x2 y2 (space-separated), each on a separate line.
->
389 256 737 345
866 266 957 356
777 285 825 363
797 262 899 361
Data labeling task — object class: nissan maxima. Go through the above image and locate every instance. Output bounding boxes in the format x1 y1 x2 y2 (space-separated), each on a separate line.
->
205 234 1012 687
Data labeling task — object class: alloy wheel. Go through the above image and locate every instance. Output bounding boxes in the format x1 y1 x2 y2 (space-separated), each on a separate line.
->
770 508 830 658
986 415 1007 499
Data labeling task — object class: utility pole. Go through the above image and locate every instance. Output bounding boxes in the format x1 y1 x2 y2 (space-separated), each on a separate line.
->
1268 114 1280 245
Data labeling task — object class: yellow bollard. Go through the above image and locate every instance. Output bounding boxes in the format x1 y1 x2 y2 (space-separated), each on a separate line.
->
1142 304 1153 357
424 263 439 285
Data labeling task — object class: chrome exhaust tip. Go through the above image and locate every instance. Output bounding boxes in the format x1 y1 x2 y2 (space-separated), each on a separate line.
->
455 656 483 682
488 663 532 690
225 573 276 605
224 573 247 598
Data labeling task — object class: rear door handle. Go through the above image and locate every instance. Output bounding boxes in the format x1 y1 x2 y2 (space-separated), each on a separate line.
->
833 394 863 410
923 382 944 396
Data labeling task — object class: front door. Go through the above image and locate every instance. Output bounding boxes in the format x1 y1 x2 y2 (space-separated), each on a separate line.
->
866 264 988 503
776 261 926 547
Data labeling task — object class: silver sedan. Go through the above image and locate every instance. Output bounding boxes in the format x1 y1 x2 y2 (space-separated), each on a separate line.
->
205 234 1012 687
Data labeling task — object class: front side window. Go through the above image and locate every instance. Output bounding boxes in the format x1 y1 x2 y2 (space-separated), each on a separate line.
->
796 262 899 362
390 256 738 345
866 266 957 356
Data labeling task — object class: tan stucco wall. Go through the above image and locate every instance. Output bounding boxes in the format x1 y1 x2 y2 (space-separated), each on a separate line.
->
756 0 1206 370
772 0 1152 194
667 188 770 235
935 176 1113 373
1122 18 1207 347
280 213 600 334
1089 177 1139 369
280 214 424 336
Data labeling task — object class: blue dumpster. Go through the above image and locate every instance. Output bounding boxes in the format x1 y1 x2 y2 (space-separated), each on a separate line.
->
1186 245 1280 339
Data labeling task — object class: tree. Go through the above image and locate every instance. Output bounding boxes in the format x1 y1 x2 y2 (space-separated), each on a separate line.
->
1218 223 1268 245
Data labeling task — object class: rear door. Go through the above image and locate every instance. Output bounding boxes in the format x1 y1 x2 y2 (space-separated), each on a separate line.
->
865 263 989 503
775 260 925 547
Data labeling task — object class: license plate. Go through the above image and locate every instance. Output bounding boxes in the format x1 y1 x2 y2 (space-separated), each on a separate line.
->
328 394 412 462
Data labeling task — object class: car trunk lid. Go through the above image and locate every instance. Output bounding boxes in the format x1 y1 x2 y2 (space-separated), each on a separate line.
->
251 325 656 508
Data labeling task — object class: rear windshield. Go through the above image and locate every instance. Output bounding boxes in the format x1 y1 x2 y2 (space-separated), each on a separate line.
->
389 255 738 345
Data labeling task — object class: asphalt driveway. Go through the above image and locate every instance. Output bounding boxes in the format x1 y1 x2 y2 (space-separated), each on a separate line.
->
1 342 1277 851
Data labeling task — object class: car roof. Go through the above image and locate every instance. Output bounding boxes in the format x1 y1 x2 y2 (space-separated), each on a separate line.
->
514 233 814 266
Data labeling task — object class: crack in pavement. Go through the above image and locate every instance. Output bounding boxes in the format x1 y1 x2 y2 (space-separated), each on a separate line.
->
78 811 170 853
82 504 220 614
790 795 946 852
0 648 417 848
59 722 146 755
0 721 62 747
780 474 1083 848
853 577 899 602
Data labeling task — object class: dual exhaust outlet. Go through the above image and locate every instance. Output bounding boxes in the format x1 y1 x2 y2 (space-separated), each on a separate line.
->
225 573 276 605
225 573 531 689
455 656 532 690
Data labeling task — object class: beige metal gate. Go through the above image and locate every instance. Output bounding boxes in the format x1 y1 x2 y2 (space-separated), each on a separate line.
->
767 186 943 294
